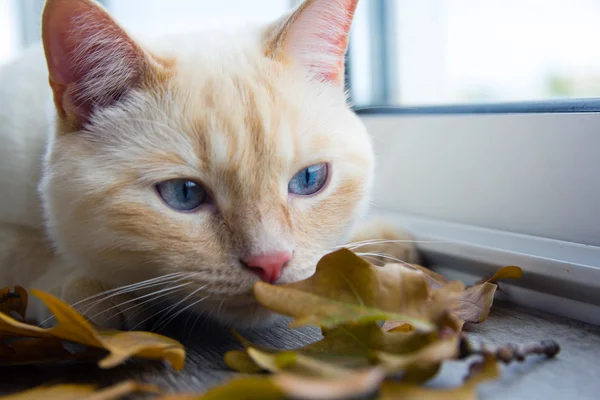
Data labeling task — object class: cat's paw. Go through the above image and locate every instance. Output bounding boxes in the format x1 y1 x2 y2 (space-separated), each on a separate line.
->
346 220 421 266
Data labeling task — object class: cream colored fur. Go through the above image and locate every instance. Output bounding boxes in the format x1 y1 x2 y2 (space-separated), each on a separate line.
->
0 0 416 330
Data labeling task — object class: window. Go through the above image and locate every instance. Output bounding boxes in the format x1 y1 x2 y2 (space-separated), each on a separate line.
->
2 0 598 324
0 0 20 66
349 0 600 106
108 0 290 38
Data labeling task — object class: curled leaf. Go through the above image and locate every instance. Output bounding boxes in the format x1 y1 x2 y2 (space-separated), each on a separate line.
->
273 367 385 400
479 265 523 285
0 289 185 370
453 283 497 323
374 334 460 382
254 249 438 331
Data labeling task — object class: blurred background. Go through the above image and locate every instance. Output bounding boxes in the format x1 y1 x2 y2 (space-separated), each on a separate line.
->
2 0 600 107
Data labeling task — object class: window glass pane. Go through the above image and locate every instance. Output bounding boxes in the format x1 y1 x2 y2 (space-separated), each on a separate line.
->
108 0 290 37
0 0 20 66
350 0 600 106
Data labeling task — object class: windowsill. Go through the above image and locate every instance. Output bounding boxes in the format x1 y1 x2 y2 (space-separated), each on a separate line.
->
432 301 600 400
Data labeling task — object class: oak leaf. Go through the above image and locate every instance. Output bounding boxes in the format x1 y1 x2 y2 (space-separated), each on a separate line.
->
0 289 185 370
479 265 523 284
453 282 497 323
253 249 448 332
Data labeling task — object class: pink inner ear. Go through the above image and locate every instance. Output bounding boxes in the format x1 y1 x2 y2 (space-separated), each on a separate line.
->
283 0 358 84
42 0 146 121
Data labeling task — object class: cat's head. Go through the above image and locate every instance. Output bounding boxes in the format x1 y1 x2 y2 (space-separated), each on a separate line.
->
40 0 373 327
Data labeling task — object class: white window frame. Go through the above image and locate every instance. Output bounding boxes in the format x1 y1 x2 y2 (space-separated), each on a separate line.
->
358 104 600 325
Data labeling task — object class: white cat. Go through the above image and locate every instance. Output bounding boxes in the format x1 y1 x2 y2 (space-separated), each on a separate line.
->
0 0 416 330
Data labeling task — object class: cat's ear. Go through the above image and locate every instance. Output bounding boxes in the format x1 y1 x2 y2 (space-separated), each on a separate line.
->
265 0 358 86
41 0 164 129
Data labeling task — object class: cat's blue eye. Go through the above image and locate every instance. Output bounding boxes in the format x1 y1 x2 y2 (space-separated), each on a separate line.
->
156 179 207 212
288 163 329 196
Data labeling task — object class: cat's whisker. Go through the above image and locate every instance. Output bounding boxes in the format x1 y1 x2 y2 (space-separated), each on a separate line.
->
101 286 190 325
70 272 186 308
154 295 211 332
354 251 418 269
146 285 208 331
74 274 192 315
38 273 197 327
85 282 192 322
339 238 452 250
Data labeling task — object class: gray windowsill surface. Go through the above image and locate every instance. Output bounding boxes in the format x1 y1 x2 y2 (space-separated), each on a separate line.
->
0 301 598 399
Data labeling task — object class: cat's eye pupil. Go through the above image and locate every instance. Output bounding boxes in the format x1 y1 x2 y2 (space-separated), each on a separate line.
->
288 163 328 196
156 179 207 212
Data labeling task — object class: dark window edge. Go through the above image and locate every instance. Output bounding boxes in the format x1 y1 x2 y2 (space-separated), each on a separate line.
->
353 98 600 115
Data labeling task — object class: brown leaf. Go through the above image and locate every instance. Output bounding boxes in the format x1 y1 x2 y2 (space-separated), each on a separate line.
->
227 321 458 378
0 380 160 400
273 368 385 400
382 322 415 332
254 249 440 331
0 289 185 370
374 334 460 382
379 355 499 400
406 264 448 289
0 286 27 320
478 265 523 285
453 282 497 323
156 377 285 400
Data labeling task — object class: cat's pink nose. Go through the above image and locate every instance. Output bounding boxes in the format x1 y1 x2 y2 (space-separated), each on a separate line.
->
243 251 292 283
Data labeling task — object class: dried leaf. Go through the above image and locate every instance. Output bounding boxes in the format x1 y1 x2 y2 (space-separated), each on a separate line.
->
479 265 523 285
374 334 460 382
227 321 456 377
0 289 185 370
382 322 415 332
0 380 160 400
157 377 285 400
379 355 499 400
0 286 27 320
254 249 440 331
453 283 497 323
272 368 384 400
407 264 448 289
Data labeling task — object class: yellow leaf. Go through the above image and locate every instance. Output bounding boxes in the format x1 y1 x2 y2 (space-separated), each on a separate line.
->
407 264 448 289
453 283 497 323
254 249 440 331
228 321 458 378
480 265 523 285
0 289 185 370
156 377 285 400
382 322 415 332
374 334 460 382
224 349 264 373
273 368 384 400
379 355 499 400
0 380 160 400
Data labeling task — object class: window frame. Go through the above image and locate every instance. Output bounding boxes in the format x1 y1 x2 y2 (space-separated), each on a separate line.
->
358 108 600 326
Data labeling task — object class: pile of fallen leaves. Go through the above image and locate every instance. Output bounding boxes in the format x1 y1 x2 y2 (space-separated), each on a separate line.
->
0 249 559 399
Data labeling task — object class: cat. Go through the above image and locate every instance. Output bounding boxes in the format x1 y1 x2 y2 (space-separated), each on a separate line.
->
0 0 417 330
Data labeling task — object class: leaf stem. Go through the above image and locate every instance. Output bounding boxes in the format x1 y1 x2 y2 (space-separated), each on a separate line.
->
459 334 560 363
